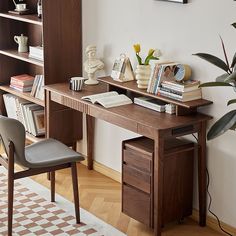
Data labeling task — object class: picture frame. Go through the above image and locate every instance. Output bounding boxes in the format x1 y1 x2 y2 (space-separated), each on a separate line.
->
32 109 45 136
157 0 187 4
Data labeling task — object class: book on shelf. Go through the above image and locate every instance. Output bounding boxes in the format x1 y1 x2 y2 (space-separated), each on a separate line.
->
161 79 200 92
81 91 132 108
147 62 175 94
134 97 167 112
29 46 44 61
3 94 45 137
10 74 34 92
31 75 44 100
158 87 202 102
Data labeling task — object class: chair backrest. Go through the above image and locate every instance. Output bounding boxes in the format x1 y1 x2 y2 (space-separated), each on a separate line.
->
0 115 28 167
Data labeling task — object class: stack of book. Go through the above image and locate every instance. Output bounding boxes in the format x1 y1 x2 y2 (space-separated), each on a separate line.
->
134 97 167 112
10 74 35 92
29 46 44 61
159 79 201 102
147 63 202 102
165 104 176 114
31 75 45 100
3 94 45 137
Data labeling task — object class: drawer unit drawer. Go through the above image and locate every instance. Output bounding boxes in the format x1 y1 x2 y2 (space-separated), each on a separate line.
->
122 184 151 227
123 165 151 194
123 148 152 173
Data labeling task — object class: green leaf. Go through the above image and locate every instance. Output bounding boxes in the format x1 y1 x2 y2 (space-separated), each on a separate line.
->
219 36 230 70
136 54 142 65
232 22 236 29
207 110 236 140
215 73 229 82
224 70 236 82
199 82 233 88
193 53 229 73
231 52 236 68
227 99 236 106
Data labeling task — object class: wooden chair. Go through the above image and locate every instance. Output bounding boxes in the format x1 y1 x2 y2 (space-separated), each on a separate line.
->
0 116 84 236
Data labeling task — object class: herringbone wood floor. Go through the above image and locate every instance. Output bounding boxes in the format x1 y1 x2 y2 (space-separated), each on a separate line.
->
31 164 223 236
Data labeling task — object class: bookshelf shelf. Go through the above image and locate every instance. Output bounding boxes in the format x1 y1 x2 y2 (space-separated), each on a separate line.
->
0 12 42 26
0 49 44 67
98 77 213 109
0 85 44 107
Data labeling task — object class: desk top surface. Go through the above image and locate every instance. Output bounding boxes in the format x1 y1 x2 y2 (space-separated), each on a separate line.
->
45 82 212 135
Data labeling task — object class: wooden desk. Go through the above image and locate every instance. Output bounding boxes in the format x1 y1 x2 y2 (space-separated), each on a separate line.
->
45 79 212 236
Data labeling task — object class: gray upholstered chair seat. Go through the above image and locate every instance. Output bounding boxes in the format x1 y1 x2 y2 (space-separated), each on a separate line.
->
25 138 84 168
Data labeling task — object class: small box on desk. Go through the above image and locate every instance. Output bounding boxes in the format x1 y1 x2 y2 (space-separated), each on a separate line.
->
122 136 195 228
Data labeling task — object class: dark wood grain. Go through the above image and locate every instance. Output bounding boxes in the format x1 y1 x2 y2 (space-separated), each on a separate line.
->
86 115 94 170
42 0 82 85
198 121 207 226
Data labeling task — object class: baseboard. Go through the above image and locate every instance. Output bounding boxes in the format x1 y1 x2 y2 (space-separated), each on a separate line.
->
81 159 121 183
191 209 236 234
81 159 236 234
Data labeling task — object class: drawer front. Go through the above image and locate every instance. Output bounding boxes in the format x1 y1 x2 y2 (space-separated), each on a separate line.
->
123 148 152 173
123 165 151 194
122 184 151 227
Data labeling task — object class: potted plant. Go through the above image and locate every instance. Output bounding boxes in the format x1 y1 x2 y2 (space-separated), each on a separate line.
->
193 23 236 140
133 44 160 89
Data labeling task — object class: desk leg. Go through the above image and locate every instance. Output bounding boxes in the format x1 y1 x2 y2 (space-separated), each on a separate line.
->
86 115 94 170
198 121 207 226
153 132 164 236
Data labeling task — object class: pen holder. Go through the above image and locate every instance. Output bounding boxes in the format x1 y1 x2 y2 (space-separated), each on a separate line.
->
69 77 85 91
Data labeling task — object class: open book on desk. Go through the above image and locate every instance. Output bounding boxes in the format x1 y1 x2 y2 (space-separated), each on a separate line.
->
81 91 132 108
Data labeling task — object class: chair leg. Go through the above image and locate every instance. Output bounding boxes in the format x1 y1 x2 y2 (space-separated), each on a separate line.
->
8 175 14 236
50 171 55 202
47 172 51 181
71 162 80 223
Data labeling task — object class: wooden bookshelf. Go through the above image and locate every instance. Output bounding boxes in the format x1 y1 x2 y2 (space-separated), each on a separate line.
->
0 85 44 106
0 12 42 25
0 0 83 144
0 49 44 67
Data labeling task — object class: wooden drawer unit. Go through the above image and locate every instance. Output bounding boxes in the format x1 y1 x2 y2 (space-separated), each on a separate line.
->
122 184 151 226
122 136 195 228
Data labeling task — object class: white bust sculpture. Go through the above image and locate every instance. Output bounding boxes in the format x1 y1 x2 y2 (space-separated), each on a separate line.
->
84 45 104 85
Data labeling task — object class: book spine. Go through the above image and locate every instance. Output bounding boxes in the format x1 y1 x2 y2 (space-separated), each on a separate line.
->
134 98 165 112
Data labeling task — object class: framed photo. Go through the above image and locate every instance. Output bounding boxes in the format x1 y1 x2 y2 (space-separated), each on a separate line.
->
32 109 45 136
157 0 187 4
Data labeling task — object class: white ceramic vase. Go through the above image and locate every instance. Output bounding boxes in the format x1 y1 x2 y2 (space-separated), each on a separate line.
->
135 65 151 89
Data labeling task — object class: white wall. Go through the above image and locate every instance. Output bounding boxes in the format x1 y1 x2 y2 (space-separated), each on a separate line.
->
81 0 236 227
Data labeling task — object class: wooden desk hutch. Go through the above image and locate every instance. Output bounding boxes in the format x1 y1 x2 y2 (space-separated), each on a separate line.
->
45 77 212 236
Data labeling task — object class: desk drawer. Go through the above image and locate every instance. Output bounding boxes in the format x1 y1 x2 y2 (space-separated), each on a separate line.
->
123 165 151 194
123 148 152 173
122 184 151 227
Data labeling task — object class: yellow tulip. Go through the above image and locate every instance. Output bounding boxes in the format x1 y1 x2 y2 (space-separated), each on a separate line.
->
133 44 141 54
148 49 155 56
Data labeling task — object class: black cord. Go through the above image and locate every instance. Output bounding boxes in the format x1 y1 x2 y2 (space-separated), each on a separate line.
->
191 134 233 236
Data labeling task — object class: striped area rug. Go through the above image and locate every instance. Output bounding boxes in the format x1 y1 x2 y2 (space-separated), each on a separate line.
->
0 169 126 236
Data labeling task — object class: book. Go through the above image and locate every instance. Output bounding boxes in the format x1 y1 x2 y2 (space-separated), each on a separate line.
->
161 79 200 92
158 87 202 102
29 46 44 61
31 75 40 97
134 97 167 112
34 75 45 100
10 85 32 92
10 74 34 86
81 91 132 108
